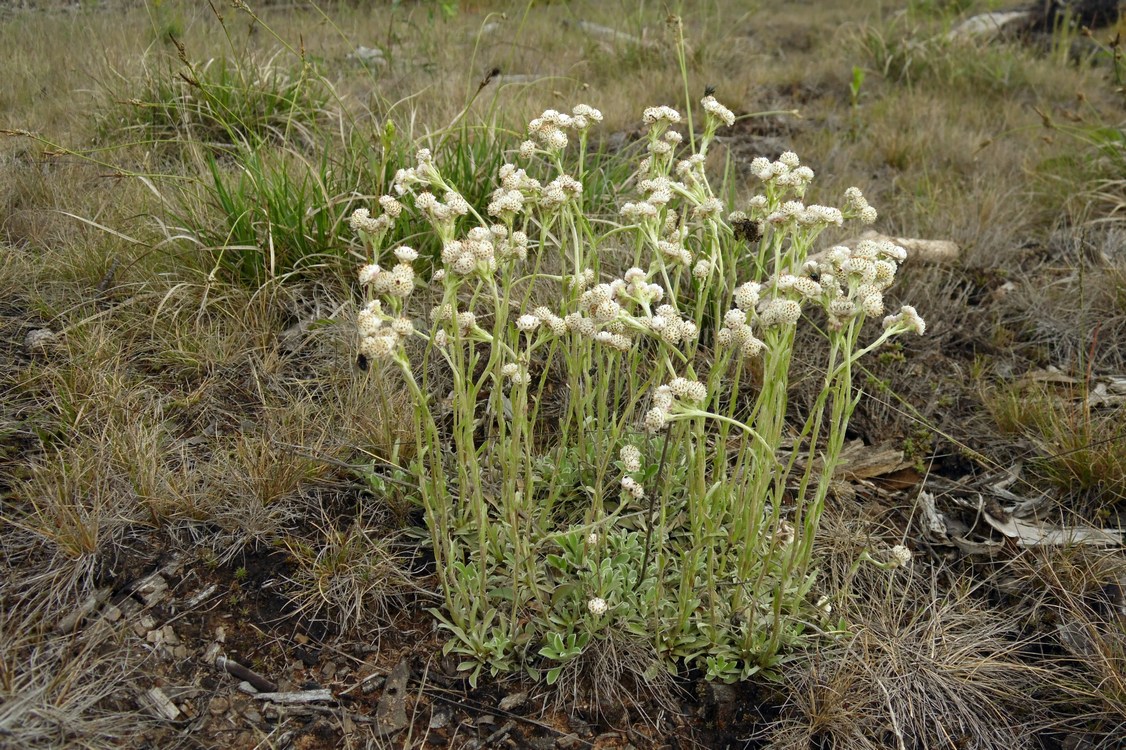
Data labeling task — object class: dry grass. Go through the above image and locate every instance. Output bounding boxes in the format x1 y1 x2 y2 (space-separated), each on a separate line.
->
1001 548 1126 747
0 611 156 750
765 514 1049 750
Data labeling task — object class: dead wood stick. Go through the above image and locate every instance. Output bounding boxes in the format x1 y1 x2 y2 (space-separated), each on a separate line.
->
253 689 335 704
215 655 277 693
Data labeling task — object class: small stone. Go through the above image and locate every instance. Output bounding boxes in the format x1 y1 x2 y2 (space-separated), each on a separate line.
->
556 734 581 749
23 328 57 355
428 708 451 730
103 605 122 622
321 661 337 681
498 691 528 712
172 645 188 659
237 682 258 695
143 687 181 722
209 697 230 716
215 626 227 643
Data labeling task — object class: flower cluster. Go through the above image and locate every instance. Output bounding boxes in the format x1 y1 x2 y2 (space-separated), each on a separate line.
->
646 304 699 345
620 475 645 500
747 151 817 204
488 164 541 219
416 190 470 228
392 148 442 195
349 207 392 238
643 377 708 431
810 238 911 329
844 186 878 225
440 227 500 277
531 306 568 337
521 104 604 156
883 305 927 336
357 258 416 300
701 94 735 127
642 105 682 127
501 362 530 387
547 269 701 352
540 174 583 210
716 302 765 356
356 300 413 361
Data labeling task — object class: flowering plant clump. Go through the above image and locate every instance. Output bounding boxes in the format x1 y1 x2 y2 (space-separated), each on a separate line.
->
347 94 924 687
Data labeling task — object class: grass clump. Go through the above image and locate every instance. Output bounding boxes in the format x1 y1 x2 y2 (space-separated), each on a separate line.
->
103 48 332 157
768 565 1043 750
986 380 1126 507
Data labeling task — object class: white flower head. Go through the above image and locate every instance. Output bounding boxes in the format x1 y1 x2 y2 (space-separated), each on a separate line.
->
734 282 761 311
588 597 609 616
620 475 646 500
358 263 381 285
669 377 707 403
619 445 642 473
779 151 800 168
889 544 913 568
861 291 884 317
357 307 382 337
378 195 403 219
349 208 370 231
390 317 414 337
359 334 397 360
394 246 419 263
693 196 724 219
501 362 529 386
386 264 415 298
643 406 668 432
724 308 747 330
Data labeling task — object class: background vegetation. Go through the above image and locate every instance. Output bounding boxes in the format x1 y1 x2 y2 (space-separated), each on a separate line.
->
1 0 1123 748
